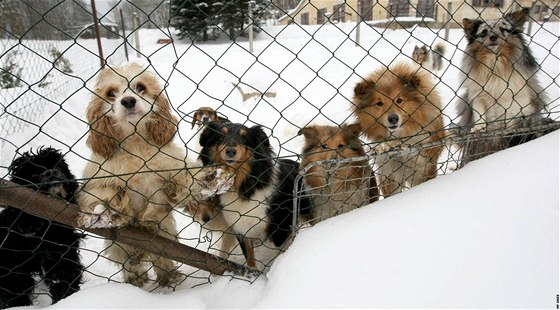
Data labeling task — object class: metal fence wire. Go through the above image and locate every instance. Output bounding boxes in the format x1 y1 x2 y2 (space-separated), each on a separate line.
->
0 0 559 306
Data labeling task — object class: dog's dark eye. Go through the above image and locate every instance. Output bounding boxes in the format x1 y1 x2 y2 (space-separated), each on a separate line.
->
321 144 328 149
107 89 116 98
376 101 383 107
396 98 403 104
135 83 146 93
478 29 488 37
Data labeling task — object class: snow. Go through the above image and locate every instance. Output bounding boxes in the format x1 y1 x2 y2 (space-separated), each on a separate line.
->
1 19 558 308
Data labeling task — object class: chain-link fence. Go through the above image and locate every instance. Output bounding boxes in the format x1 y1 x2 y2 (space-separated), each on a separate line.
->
0 0 559 307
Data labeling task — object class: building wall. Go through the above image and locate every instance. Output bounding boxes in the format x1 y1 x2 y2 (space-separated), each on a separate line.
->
278 0 559 27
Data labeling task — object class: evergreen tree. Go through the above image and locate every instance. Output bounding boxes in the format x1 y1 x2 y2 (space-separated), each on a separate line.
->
170 0 272 42
170 0 219 41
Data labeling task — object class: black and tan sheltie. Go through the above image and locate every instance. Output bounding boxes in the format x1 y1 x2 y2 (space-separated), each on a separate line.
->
299 123 378 225
198 121 309 269
352 62 445 197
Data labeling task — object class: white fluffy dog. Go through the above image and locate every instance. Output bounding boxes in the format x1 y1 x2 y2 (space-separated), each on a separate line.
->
77 63 233 288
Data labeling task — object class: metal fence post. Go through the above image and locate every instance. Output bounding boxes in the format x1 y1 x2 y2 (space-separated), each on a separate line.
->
120 9 129 61
133 12 141 58
445 2 452 41
355 0 361 46
91 0 105 69
249 1 254 53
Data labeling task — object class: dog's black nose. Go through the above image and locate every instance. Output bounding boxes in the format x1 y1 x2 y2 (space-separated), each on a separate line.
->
202 214 211 222
388 114 399 125
202 116 209 124
121 96 136 108
225 147 237 158
39 168 64 182
489 35 498 42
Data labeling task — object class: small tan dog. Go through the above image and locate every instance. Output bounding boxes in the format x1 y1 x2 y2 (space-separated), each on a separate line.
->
299 124 378 225
191 107 228 130
77 63 234 288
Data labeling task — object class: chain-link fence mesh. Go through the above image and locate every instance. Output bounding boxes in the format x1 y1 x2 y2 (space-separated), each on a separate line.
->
1 0 559 306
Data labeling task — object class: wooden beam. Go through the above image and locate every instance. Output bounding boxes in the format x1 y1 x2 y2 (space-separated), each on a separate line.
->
0 180 260 279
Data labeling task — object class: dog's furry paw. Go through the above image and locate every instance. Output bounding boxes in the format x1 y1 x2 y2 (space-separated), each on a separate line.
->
199 167 235 198
471 123 486 133
124 273 150 288
156 269 184 287
78 204 129 229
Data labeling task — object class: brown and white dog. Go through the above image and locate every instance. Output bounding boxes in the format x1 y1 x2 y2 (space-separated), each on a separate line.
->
352 62 445 197
191 107 229 130
77 63 233 288
299 124 378 225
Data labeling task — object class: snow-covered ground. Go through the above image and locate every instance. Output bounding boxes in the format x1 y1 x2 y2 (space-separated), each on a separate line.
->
0 19 558 308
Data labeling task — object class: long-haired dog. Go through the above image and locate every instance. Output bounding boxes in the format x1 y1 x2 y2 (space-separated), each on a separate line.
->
298 123 379 225
412 42 446 71
198 121 310 270
352 62 445 197
455 8 546 133
454 9 549 164
191 107 229 130
0 148 84 308
77 63 233 288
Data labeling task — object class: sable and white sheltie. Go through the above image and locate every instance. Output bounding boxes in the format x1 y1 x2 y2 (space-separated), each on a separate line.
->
299 123 378 225
198 121 310 269
412 42 446 71
352 62 445 197
455 8 546 133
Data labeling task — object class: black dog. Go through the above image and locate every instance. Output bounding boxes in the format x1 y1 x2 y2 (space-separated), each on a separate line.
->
0 147 84 308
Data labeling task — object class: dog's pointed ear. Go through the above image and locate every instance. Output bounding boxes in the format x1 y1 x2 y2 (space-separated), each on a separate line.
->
401 71 422 91
342 123 362 137
146 93 178 147
354 79 374 99
462 18 474 31
191 111 198 129
298 126 318 139
86 98 120 158
507 8 529 28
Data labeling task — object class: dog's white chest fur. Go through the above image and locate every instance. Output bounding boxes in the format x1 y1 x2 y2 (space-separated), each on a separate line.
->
464 54 538 128
219 186 274 241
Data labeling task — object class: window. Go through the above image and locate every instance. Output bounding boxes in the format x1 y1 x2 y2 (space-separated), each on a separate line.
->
416 0 435 18
301 12 309 25
472 0 503 7
388 0 410 17
332 3 346 22
317 7 328 24
358 0 373 21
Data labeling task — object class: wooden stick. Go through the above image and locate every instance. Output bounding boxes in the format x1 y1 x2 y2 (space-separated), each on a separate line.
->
0 180 260 279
